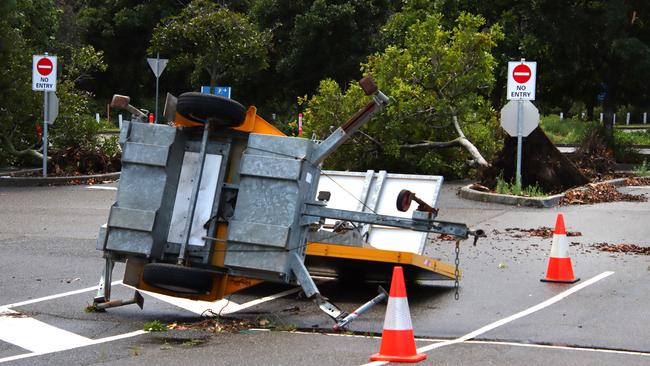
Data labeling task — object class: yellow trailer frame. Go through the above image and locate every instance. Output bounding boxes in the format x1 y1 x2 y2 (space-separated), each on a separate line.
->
122 107 459 302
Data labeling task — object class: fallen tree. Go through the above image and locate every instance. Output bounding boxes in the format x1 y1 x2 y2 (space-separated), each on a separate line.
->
0 122 44 164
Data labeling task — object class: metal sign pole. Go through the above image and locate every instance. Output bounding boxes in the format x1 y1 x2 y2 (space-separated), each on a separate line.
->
155 52 160 124
515 99 523 188
43 91 48 177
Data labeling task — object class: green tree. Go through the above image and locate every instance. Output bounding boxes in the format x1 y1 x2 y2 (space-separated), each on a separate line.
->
248 0 394 119
0 0 59 164
0 0 109 167
150 0 271 92
76 0 185 104
303 12 503 177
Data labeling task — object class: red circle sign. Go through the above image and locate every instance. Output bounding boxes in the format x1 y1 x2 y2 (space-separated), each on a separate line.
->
512 64 531 83
36 58 53 76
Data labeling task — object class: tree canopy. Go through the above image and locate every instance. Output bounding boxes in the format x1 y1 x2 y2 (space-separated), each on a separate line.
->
150 0 271 93
302 12 503 176
2 0 650 174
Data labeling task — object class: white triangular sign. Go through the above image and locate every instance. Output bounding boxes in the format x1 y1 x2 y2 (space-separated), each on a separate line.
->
147 58 168 78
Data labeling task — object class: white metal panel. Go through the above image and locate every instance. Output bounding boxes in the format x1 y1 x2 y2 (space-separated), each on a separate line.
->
318 171 443 254
167 152 222 246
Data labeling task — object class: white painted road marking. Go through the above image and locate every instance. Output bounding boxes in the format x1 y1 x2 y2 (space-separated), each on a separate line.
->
0 281 123 310
0 330 146 364
0 309 93 353
363 271 615 366
0 281 301 362
290 331 650 358
85 185 117 191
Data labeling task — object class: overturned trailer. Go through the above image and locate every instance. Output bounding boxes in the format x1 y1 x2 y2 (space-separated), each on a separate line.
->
94 78 483 327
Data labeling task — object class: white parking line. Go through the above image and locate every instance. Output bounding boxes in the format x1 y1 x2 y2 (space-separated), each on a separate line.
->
363 271 615 366
0 281 123 310
288 331 650 358
85 185 117 191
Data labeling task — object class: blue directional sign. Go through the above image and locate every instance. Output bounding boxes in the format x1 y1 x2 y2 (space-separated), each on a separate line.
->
200 86 232 99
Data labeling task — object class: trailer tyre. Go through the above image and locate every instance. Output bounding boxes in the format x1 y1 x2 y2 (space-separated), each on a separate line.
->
142 263 213 295
176 92 246 127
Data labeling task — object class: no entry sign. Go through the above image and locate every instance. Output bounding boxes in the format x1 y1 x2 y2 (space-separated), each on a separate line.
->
32 55 57 91
507 61 536 100
512 64 531 83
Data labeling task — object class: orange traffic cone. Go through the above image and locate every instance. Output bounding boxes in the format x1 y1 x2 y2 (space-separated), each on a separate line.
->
541 213 580 283
369 266 427 363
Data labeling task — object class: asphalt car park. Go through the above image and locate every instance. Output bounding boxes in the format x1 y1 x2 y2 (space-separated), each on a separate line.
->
0 182 649 365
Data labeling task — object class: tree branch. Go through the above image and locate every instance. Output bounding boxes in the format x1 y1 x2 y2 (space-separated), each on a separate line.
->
0 133 45 162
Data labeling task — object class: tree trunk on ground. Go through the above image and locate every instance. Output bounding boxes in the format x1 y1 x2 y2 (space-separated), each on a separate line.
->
480 127 589 193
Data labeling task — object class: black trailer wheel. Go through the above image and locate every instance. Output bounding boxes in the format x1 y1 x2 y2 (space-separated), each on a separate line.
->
176 92 246 127
396 189 413 212
142 263 214 295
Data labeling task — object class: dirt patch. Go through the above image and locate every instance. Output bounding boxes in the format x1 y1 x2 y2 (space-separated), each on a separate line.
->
561 183 647 205
592 243 650 255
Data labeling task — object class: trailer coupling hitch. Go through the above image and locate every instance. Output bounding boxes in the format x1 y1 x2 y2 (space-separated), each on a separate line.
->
469 229 486 246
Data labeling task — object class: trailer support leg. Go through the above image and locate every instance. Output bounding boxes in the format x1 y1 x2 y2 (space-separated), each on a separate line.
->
289 252 346 321
94 256 115 304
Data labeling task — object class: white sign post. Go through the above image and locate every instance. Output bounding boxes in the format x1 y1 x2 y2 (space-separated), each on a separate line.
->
506 59 537 188
33 54 58 177
147 53 168 124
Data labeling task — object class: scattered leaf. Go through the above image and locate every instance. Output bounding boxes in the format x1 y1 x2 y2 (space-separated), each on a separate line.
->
561 183 646 205
592 243 650 255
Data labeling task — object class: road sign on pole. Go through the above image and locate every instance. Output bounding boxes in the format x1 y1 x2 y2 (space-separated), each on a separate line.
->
33 53 58 177
45 92 59 125
507 60 536 100
147 54 168 124
200 86 232 99
33 55 57 92
500 100 539 137
505 59 538 188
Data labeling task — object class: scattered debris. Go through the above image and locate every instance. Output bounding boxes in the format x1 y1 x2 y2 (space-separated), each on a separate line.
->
624 177 650 186
502 227 582 239
469 183 490 192
561 183 647 205
592 243 650 255
84 304 99 313
130 345 141 356
0 311 28 318
258 318 270 327
180 339 205 347
144 320 168 332
436 234 456 241
167 318 253 333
